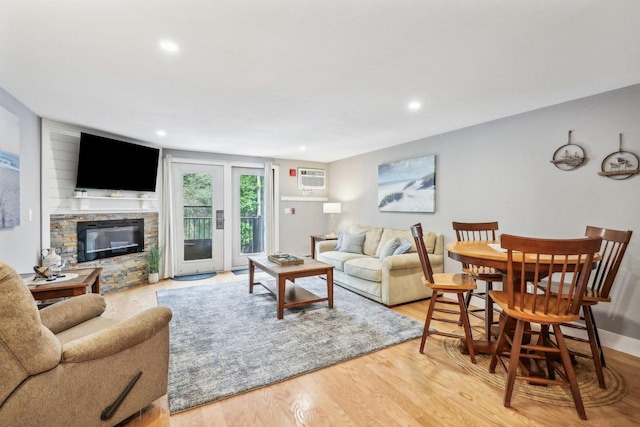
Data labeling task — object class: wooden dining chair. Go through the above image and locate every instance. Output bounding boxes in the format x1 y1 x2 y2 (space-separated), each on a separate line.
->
452 221 503 341
488 234 602 420
411 223 477 363
558 226 633 388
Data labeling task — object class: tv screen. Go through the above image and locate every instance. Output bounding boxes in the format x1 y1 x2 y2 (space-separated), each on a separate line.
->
75 133 160 192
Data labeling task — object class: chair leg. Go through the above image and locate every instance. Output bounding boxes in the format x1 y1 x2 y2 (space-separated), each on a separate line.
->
586 305 607 368
540 325 556 381
457 292 476 364
419 289 439 353
553 324 587 420
484 282 494 341
489 314 511 373
464 289 473 309
583 306 606 388
503 319 525 409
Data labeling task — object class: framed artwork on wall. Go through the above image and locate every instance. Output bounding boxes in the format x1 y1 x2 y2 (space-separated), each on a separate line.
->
378 155 436 212
0 105 20 229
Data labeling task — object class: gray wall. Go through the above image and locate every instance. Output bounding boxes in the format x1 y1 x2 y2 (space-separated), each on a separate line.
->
0 87 41 271
329 84 640 340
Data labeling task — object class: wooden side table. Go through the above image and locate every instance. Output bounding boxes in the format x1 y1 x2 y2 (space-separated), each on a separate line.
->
310 234 338 259
24 267 102 301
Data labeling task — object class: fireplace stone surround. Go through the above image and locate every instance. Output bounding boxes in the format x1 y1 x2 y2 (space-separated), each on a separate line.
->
49 212 158 293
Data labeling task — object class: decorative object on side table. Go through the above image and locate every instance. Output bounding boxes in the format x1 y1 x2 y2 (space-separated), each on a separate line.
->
322 202 341 237
550 130 586 170
147 246 162 284
598 133 639 180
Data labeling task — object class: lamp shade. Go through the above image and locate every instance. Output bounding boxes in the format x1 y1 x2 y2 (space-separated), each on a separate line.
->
323 202 342 214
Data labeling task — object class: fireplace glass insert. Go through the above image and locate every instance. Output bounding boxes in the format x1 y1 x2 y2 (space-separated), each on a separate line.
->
77 219 144 262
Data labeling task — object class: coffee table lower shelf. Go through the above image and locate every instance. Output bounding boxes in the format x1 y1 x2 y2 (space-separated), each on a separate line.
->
256 278 330 309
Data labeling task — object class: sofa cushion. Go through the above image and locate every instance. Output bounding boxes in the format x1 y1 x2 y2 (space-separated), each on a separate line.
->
348 225 383 257
375 228 415 256
339 232 366 254
379 237 400 260
317 251 369 272
393 239 412 255
344 257 383 282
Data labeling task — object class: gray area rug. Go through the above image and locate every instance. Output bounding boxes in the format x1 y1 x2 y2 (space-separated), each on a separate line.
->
156 277 424 413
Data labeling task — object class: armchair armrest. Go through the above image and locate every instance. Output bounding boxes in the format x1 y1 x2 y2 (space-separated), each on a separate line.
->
40 294 106 334
61 306 173 363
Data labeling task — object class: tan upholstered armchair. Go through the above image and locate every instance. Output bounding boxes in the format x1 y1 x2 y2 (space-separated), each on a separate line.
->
0 261 172 427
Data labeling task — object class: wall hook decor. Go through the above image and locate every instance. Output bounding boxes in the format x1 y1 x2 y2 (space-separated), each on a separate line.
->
550 130 586 170
598 133 639 180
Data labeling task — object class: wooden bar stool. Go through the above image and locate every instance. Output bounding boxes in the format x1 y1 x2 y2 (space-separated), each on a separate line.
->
411 223 477 363
558 226 632 388
452 221 503 341
488 234 602 420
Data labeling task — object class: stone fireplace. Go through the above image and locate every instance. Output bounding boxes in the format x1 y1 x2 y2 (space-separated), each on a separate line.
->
50 212 158 293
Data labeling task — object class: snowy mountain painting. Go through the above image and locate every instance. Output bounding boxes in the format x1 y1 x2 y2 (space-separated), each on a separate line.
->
378 155 436 212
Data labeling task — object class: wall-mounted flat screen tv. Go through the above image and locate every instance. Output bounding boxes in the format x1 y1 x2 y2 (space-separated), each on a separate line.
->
75 132 160 192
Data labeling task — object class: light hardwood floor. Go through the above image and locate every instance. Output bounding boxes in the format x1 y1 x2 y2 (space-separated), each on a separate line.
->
106 273 640 427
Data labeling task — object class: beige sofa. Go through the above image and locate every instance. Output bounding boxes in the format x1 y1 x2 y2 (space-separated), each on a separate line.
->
316 224 444 306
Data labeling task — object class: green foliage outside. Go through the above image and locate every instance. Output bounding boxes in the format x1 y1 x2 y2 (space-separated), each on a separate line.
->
183 173 212 240
240 174 263 249
181 172 264 250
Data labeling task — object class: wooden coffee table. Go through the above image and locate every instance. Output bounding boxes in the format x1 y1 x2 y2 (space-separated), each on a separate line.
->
24 268 102 301
248 255 334 319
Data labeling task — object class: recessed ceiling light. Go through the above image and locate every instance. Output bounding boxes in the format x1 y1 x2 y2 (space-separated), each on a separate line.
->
156 129 167 137
300 146 307 151
408 101 421 111
159 39 179 53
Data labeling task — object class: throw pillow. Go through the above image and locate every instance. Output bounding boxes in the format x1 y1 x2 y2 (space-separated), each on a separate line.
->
379 237 401 260
393 239 413 255
339 232 366 254
334 231 345 251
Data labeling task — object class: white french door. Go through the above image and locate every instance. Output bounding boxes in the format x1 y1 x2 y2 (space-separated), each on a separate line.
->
172 163 224 275
231 167 266 268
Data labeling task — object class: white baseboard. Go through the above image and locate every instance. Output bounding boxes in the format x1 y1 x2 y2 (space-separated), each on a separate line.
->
598 329 640 359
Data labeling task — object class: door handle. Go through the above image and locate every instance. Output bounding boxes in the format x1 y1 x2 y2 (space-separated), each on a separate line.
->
216 210 224 229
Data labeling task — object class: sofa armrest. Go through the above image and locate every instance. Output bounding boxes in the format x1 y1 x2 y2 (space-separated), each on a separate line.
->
316 240 338 255
381 253 422 270
61 306 173 363
39 294 107 334
433 233 444 256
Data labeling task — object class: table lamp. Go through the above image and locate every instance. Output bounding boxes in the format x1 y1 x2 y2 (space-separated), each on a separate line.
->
323 202 342 237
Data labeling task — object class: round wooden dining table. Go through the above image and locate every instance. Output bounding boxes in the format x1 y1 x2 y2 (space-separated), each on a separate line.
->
447 240 600 273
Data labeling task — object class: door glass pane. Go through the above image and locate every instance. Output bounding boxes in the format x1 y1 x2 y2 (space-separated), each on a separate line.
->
182 173 213 261
239 174 264 254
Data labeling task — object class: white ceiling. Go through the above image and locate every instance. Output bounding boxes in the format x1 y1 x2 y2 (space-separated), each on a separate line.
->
2 1 640 162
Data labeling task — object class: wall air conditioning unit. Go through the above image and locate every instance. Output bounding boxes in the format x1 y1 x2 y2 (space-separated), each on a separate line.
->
297 168 326 190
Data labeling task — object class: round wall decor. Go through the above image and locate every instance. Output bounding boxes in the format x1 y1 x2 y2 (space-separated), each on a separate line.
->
598 134 639 180
550 130 586 171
